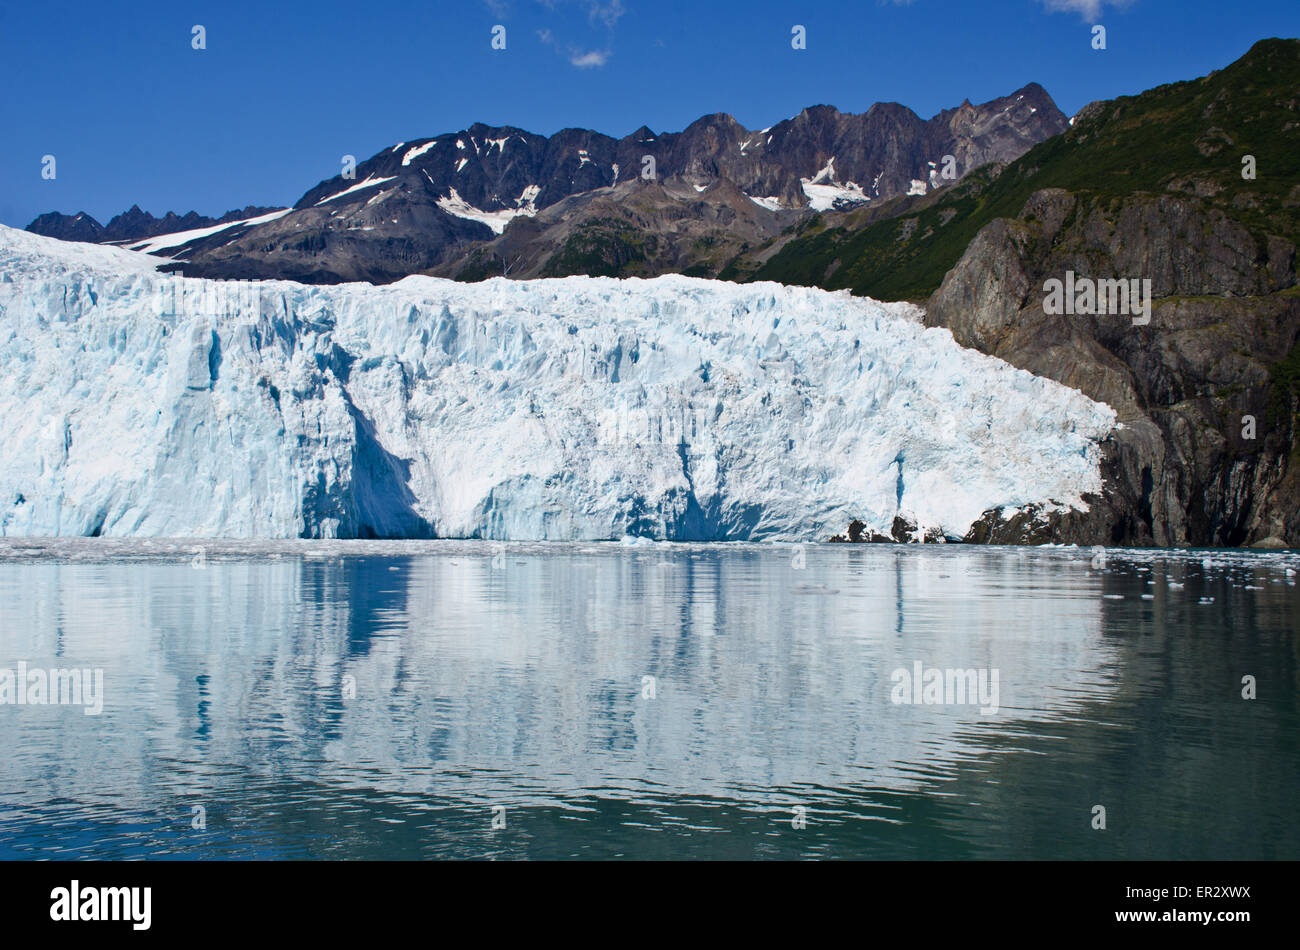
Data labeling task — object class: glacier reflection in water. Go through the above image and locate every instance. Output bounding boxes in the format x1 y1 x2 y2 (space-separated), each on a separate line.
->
0 540 1296 859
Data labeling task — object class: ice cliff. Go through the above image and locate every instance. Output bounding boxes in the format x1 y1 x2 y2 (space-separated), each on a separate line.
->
0 225 1115 540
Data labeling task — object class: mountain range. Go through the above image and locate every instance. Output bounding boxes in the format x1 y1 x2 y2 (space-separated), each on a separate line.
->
27 83 1066 284
27 204 282 246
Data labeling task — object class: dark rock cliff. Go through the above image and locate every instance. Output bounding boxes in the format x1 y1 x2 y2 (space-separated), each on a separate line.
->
927 188 1299 547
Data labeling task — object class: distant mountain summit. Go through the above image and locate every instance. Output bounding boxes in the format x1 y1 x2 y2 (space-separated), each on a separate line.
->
26 84 1066 284
29 204 284 246
26 211 105 244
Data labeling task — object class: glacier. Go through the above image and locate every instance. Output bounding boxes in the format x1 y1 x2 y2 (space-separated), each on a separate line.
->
0 224 1116 541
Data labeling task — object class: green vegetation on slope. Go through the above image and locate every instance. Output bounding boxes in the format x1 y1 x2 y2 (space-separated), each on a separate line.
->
541 218 654 278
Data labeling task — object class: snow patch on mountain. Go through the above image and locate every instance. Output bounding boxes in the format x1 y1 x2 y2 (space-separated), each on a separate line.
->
436 187 539 235
315 175 397 206
400 141 437 166
801 158 871 211
0 225 1116 541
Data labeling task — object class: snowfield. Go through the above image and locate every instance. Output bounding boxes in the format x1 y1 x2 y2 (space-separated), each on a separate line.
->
0 224 1116 540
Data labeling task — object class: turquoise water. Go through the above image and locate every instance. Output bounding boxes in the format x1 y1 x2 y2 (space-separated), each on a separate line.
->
0 539 1296 859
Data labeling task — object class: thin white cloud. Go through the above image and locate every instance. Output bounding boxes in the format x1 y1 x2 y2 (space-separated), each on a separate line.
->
1039 0 1134 19
537 0 626 28
583 1 625 29
569 49 610 67
537 19 615 69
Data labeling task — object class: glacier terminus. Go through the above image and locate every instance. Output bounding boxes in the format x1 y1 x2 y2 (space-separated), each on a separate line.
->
0 225 1115 541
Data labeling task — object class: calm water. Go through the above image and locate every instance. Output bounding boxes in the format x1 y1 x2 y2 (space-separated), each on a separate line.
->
0 539 1296 860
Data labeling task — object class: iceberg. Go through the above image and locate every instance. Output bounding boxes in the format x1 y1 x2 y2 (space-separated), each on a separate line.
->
0 225 1116 540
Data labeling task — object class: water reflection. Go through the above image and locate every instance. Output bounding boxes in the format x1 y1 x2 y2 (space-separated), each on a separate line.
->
0 541 1295 859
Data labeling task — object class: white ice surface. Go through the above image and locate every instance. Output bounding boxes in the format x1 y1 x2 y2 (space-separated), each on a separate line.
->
801 158 870 211
0 225 1116 541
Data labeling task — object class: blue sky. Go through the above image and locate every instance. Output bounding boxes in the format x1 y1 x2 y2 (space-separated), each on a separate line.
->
2 0 1297 228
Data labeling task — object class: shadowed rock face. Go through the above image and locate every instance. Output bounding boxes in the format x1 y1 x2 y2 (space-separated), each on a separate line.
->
25 211 106 243
923 187 1299 548
430 177 798 282
26 86 1066 284
166 191 498 285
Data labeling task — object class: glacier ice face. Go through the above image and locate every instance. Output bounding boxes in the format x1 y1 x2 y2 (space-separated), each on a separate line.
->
0 225 1116 540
